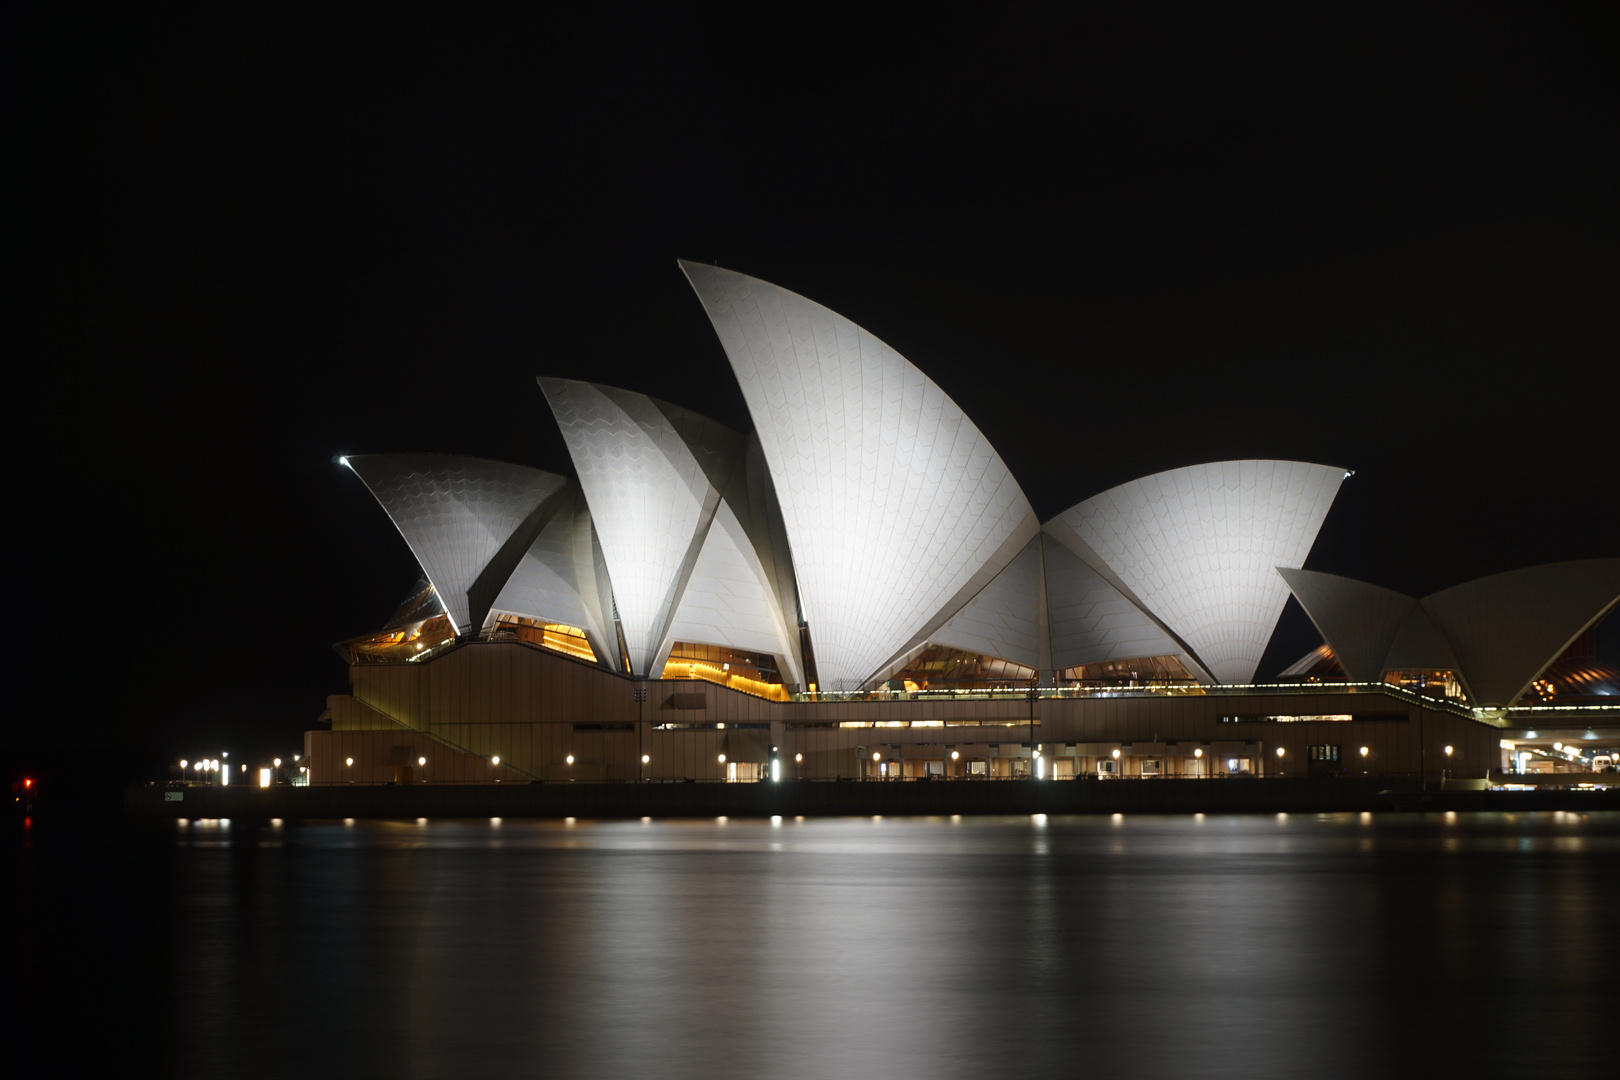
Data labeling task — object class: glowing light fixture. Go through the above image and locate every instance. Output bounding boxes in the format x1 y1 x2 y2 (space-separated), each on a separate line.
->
718 754 726 764
273 758 282 767
771 759 781 782
795 753 803 763
492 755 500 765
417 756 426 766
641 754 650 764
1444 746 1453 757
346 757 354 766
566 754 575 765
258 768 271 788
1276 747 1286 757
1359 746 1369 757
950 750 959 760
1111 749 1121 759
1194 748 1203 758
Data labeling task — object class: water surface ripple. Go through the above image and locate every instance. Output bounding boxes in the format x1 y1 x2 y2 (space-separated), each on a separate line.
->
21 812 1618 1078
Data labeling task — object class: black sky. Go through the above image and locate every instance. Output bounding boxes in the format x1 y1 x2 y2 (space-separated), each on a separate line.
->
20 4 1618 778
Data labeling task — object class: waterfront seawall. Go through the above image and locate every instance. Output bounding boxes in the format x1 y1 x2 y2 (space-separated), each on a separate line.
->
123 778 1620 818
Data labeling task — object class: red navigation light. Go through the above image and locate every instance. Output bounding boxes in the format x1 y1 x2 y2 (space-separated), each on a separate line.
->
23 778 32 788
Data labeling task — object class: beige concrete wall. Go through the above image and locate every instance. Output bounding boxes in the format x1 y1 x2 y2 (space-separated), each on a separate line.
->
320 640 1500 783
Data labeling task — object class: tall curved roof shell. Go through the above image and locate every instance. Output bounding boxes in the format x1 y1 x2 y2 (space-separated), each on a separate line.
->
540 379 804 682
681 261 1038 690
1418 559 1620 707
1049 460 1345 684
344 454 570 635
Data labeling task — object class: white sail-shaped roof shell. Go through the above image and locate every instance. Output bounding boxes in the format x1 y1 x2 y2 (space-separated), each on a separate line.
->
541 379 803 682
344 454 569 635
681 261 1038 690
1418 559 1620 707
930 536 1047 671
1041 535 1198 676
1051 460 1345 684
1276 569 1417 683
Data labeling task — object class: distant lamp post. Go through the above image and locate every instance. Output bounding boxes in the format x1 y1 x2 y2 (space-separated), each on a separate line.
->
640 754 649 764
274 758 282 768
491 755 500 765
180 760 188 782
566 754 575 765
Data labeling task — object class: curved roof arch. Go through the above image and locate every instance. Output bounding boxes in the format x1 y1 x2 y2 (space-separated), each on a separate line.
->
1048 460 1346 684
680 260 1038 690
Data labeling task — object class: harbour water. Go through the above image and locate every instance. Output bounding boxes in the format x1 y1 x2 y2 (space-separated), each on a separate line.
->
17 812 1618 1078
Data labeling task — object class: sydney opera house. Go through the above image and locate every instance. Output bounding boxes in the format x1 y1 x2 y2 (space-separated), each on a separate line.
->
310 262 1620 787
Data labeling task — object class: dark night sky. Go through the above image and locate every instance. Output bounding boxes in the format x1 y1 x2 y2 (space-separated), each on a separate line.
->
19 4 1618 778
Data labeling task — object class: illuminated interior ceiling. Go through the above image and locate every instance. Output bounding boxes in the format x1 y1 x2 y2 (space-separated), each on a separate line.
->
333 581 456 664
681 261 1038 691
489 614 598 663
1047 460 1346 684
884 646 1036 691
539 379 803 683
344 454 571 635
659 642 790 702
1276 643 1347 681
1382 669 1467 702
1518 656 1620 704
1056 654 1196 685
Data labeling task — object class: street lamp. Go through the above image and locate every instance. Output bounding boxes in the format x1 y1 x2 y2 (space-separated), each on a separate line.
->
566 754 575 765
491 755 500 765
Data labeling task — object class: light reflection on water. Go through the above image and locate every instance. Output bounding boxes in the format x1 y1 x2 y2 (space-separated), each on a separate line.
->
47 813 1620 1078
